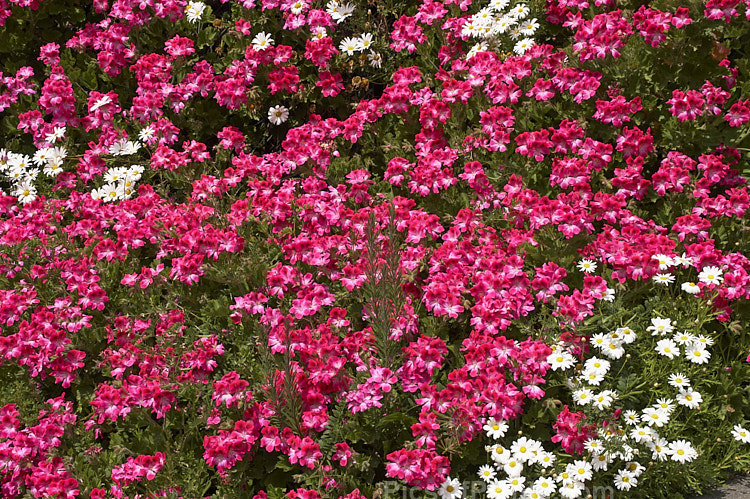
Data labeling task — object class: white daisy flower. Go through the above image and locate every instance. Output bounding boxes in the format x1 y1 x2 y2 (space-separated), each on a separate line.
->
646 317 674 336
655 338 679 359
577 259 597 273
653 398 675 414
356 33 374 51
676 389 702 409
601 340 625 359
533 477 556 496
289 0 307 14
652 254 675 270
185 0 206 23
503 458 523 477
673 331 697 345
668 372 690 389
489 444 511 465
617 326 637 344
642 407 669 427
252 32 274 51
623 410 640 426
731 424 750 444
13 181 37 204
438 477 463 499
648 437 670 461
667 440 697 463
685 344 710 364
630 426 656 443
90 94 112 111
487 479 512 499
367 51 382 68
614 470 637 491
483 418 509 439
268 105 289 125
653 273 675 285
312 27 327 40
510 437 538 463
536 451 556 468
510 3 530 18
592 390 614 410
513 38 535 55
488 0 510 10
698 266 723 285
520 18 539 36
591 452 611 471
477 464 497 482
584 439 603 453
139 125 156 142
547 350 575 371
45 126 66 143
681 281 700 294
584 357 610 375
573 388 594 406
508 475 526 493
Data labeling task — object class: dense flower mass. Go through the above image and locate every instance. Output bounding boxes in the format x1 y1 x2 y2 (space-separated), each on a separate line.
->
0 0 749 498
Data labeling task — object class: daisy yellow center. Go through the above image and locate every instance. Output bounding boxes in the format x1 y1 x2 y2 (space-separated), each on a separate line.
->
686 395 692 401
677 449 685 455
520 446 526 453
623 477 630 483
446 486 454 492
492 424 499 430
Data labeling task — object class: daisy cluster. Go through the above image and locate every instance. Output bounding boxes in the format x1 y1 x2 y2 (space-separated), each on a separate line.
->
462 0 539 57
0 127 67 204
526 260 749 496
473 420 564 499
648 253 726 291
579 254 730 298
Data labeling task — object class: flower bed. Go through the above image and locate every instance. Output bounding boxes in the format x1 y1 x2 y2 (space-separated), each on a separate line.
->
0 0 749 498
